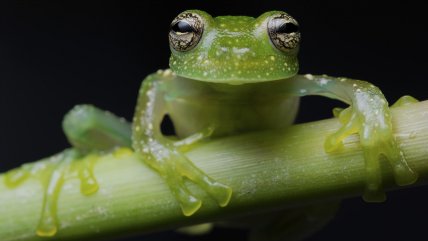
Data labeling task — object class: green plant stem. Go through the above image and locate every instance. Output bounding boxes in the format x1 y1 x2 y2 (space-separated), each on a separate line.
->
1 101 428 241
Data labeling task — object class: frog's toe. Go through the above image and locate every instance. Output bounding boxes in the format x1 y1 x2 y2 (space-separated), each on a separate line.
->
324 108 358 152
157 152 232 216
204 181 232 207
178 158 232 208
380 139 417 186
168 177 202 216
360 120 417 201
361 146 386 202
324 135 344 152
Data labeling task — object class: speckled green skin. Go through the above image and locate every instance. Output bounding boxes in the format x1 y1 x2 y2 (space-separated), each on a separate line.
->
4 10 419 238
131 10 417 215
170 11 299 83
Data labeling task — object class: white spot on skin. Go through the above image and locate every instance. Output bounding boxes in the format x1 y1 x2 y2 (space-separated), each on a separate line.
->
163 69 173 77
270 56 276 61
318 78 330 86
300 89 307 94
304 74 314 80
232 47 250 56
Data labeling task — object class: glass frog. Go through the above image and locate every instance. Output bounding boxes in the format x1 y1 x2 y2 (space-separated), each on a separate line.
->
4 9 419 238
129 9 417 211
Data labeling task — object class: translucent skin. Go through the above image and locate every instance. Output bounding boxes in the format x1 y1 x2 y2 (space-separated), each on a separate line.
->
132 10 417 215
4 10 418 238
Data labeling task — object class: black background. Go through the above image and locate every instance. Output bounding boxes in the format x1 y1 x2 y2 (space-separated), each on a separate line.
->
1 1 428 241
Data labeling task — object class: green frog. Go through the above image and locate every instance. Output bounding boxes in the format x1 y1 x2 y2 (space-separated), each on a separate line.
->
5 10 418 238
126 9 417 212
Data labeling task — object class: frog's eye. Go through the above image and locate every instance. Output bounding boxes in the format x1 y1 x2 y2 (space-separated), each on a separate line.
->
169 12 204 52
268 13 301 52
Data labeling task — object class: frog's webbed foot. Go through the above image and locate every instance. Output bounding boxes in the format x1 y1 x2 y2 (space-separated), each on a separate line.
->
4 150 100 237
140 132 231 216
325 96 417 202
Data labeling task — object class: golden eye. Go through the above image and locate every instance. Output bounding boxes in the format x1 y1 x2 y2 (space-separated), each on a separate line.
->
268 13 301 52
169 12 204 52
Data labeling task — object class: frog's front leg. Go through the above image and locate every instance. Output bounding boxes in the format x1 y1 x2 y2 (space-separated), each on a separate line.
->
27 105 134 236
284 74 417 201
62 104 133 193
132 71 232 216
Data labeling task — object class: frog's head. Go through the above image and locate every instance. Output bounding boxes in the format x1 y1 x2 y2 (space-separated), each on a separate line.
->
168 10 301 84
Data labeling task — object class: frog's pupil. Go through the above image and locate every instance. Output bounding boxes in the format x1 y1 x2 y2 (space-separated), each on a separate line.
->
172 21 194 33
277 22 299 34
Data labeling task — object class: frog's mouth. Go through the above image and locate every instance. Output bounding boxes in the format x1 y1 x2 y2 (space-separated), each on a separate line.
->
169 54 299 84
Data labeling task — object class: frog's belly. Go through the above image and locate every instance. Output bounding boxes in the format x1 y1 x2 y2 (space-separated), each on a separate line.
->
168 96 300 138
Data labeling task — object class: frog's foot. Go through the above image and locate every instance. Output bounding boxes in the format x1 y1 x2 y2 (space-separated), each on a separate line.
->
141 142 232 216
36 152 100 237
325 105 417 202
5 150 100 237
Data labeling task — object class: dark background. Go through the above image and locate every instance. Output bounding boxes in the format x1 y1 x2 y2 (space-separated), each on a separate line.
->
1 1 428 241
